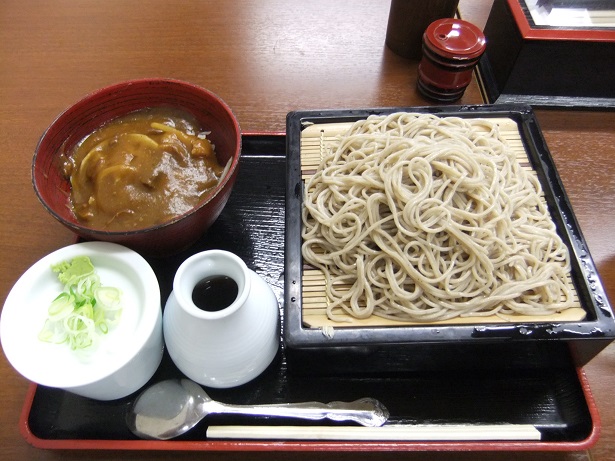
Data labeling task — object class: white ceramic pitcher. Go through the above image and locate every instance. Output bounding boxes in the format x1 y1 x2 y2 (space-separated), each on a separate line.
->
163 250 279 388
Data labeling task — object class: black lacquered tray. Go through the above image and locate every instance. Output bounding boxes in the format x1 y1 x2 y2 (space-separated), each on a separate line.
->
20 134 600 452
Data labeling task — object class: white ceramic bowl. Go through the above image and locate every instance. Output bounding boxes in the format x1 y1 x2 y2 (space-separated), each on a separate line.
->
0 242 163 400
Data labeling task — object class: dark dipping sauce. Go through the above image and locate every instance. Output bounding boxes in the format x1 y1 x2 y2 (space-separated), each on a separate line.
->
192 275 239 312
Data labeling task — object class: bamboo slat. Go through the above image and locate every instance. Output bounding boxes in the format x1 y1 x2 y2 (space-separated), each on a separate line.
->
299 116 585 328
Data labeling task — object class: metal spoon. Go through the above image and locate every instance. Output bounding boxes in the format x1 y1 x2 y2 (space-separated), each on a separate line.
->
127 378 389 440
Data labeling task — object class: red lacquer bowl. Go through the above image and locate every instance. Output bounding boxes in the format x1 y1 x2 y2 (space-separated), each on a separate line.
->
32 78 242 256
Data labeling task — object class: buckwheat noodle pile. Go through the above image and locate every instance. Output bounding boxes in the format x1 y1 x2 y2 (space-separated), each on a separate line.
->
301 113 574 322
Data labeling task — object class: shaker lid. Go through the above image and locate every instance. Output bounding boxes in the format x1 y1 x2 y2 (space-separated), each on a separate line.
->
424 18 486 60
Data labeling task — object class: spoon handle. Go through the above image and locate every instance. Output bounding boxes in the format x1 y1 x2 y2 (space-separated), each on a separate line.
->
211 398 389 427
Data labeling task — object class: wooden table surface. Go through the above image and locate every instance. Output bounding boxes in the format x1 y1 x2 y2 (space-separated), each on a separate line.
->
1 1 615 460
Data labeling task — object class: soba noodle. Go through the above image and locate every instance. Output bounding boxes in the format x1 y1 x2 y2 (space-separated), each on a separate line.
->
301 113 574 322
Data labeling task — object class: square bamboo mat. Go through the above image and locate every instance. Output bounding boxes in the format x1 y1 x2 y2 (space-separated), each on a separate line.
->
299 117 586 328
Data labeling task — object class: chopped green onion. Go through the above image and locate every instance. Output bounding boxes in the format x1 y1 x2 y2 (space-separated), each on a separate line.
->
38 256 123 350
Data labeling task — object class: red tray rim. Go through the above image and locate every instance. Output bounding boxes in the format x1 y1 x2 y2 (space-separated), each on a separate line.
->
18 367 601 452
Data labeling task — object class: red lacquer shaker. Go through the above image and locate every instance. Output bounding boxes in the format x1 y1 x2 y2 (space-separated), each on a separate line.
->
418 18 486 102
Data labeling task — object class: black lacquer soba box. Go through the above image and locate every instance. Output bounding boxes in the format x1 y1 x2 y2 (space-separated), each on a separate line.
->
284 104 615 375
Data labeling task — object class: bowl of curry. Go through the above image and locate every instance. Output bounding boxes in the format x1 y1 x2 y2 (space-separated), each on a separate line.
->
32 79 242 256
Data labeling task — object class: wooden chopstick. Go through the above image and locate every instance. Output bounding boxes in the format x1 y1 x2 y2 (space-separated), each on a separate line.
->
206 424 541 441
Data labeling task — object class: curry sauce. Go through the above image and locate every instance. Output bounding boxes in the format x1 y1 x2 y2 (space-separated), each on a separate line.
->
61 107 225 231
